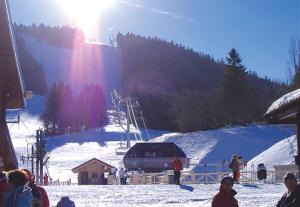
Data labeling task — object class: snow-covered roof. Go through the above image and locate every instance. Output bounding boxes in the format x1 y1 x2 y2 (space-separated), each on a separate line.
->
266 88 300 116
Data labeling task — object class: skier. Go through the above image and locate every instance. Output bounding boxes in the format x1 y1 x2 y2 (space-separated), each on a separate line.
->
56 197 75 207
212 176 239 207
276 172 300 207
171 156 182 185
3 169 33 207
0 171 11 207
118 168 125 185
228 154 240 183
22 169 49 207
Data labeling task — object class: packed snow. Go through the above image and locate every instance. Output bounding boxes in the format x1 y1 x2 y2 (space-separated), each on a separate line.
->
44 183 286 207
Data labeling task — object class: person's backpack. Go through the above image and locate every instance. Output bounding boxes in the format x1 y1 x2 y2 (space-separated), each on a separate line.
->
228 162 233 169
30 183 43 207
57 196 75 207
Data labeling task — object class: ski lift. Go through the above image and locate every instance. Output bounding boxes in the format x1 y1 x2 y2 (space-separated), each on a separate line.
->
116 138 130 155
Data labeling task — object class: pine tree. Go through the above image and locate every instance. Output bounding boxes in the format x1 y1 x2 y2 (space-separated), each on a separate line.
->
218 48 251 125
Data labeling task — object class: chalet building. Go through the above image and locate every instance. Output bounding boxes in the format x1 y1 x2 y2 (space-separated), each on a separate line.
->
0 0 25 171
72 158 114 185
265 88 300 177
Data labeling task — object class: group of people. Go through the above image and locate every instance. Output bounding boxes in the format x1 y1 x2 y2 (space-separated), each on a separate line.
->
0 169 49 207
0 169 75 207
109 167 128 185
212 172 300 207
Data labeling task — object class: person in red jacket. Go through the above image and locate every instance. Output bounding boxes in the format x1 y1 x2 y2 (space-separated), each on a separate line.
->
171 156 182 185
212 176 239 207
22 169 50 207
43 174 49 186
0 171 12 207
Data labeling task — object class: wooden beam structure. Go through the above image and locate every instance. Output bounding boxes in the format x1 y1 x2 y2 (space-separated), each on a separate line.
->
0 0 25 171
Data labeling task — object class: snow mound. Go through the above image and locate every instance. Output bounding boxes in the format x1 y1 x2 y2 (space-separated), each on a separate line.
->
247 135 297 170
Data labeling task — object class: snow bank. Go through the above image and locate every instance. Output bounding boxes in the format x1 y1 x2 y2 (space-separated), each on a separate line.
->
247 135 297 170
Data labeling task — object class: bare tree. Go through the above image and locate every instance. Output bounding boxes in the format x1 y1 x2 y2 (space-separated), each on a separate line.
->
286 37 300 85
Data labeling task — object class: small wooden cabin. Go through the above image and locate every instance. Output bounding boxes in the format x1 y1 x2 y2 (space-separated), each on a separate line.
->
273 164 300 182
72 158 114 185
0 0 25 171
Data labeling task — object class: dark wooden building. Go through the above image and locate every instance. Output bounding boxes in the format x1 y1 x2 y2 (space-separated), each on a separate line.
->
0 0 25 171
264 88 300 177
72 158 114 185
123 142 189 172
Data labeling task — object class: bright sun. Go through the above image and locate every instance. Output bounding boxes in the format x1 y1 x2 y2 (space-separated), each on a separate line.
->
56 0 116 39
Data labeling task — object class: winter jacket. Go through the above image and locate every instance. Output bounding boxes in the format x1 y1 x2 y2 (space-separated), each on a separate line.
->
118 169 125 178
276 184 300 207
229 159 240 172
211 189 239 207
3 185 33 207
0 181 11 207
171 159 182 172
56 197 75 207
36 185 49 207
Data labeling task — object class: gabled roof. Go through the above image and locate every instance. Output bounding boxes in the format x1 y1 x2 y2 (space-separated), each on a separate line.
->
0 0 25 109
72 158 114 173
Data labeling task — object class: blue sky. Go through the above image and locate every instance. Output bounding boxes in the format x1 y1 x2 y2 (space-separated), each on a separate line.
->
8 0 300 81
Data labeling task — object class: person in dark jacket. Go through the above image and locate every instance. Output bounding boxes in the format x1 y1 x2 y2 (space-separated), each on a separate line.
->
3 169 33 207
276 172 300 207
229 155 240 183
212 176 239 207
0 171 12 207
22 169 49 207
171 156 182 185
56 197 75 207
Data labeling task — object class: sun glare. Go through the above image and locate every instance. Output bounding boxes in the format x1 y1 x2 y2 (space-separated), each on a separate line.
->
56 0 116 39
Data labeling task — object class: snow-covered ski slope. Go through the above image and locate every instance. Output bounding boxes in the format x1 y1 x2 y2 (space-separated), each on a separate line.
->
8 95 295 182
151 125 294 172
17 33 121 105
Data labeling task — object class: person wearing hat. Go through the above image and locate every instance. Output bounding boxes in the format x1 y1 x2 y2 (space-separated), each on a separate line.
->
276 172 300 207
0 171 12 207
212 176 239 207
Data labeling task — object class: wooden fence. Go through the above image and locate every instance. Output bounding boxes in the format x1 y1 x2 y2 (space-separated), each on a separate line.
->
108 170 278 185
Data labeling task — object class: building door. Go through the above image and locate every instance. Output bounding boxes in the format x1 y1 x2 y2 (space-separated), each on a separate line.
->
81 171 89 185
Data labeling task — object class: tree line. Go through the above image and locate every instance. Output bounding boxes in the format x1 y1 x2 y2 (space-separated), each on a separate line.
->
41 82 107 135
14 23 85 49
117 33 288 132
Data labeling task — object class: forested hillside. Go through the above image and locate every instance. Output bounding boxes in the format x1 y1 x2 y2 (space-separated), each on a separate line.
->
117 33 288 132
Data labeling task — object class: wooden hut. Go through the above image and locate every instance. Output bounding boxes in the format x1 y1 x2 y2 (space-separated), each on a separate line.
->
264 88 300 177
0 0 25 171
72 158 114 185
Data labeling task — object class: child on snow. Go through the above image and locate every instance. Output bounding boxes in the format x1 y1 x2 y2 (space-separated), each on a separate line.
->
212 176 239 207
